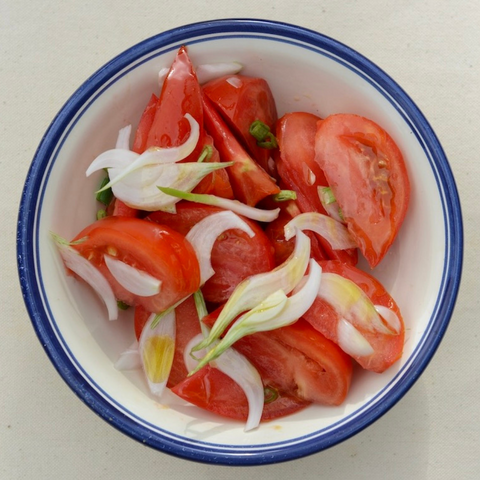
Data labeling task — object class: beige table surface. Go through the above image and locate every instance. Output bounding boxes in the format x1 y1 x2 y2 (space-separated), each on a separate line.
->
2 1 478 478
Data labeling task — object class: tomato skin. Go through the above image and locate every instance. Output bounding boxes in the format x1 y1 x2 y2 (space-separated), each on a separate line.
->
147 202 275 304
132 93 158 154
70 216 200 313
203 310 352 406
145 46 204 163
303 261 405 373
276 112 358 265
191 134 234 199
202 94 280 206
264 200 328 265
171 364 310 422
314 114 410 267
203 74 278 176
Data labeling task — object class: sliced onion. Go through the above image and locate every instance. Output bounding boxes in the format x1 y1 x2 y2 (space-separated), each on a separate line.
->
138 310 176 398
193 229 311 352
196 62 243 84
159 187 280 222
374 305 402 335
104 254 161 297
284 212 356 250
318 186 344 223
186 211 255 284
116 124 132 150
98 114 200 191
110 161 232 212
190 259 321 374
184 334 263 431
85 149 138 177
212 348 264 431
114 340 141 371
51 233 118 320
337 318 374 357
318 272 396 335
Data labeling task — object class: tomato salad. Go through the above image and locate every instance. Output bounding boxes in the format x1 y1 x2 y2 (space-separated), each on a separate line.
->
52 46 410 431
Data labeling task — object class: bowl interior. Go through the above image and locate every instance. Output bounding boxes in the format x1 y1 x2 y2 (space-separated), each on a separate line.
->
20 20 461 464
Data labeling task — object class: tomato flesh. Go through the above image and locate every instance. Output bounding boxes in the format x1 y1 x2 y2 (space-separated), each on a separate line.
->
71 216 200 313
314 114 410 267
203 74 278 176
276 112 358 265
303 260 405 373
147 202 275 304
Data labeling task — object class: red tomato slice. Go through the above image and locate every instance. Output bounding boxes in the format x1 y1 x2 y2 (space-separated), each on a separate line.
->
314 114 410 267
202 93 280 206
70 216 200 312
202 309 352 406
191 133 234 199
147 203 275 304
132 93 158 154
171 364 309 422
303 260 405 373
276 112 358 265
145 46 204 163
264 199 328 265
203 74 278 176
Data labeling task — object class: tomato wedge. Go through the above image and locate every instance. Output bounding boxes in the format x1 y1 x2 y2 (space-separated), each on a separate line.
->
276 112 358 265
264 200 328 265
147 202 275 304
203 74 278 176
202 309 353 406
314 114 410 267
132 93 158 154
303 260 405 373
70 216 200 313
202 93 280 206
145 45 204 162
172 364 309 422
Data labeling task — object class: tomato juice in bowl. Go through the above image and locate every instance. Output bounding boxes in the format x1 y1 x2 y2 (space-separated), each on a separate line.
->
17 19 463 465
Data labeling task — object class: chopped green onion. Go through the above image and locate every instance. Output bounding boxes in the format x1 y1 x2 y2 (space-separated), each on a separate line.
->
272 190 297 202
318 186 336 205
96 209 107 220
249 120 278 149
96 176 113 206
117 300 130 310
197 144 213 163
150 295 190 329
159 186 280 222
264 386 279 404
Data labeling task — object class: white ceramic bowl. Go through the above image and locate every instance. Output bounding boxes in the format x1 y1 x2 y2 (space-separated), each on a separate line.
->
17 19 463 465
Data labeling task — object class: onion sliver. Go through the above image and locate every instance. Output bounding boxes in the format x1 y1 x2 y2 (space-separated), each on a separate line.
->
318 272 397 335
337 318 374 357
116 124 132 150
159 187 280 222
193 229 311 352
318 186 344 223
97 114 200 191
51 233 118 320
114 340 141 371
212 348 264 432
190 259 321 374
110 161 232 212
284 212 356 250
86 149 138 177
139 310 176 398
104 254 161 297
374 304 402 335
186 211 255 284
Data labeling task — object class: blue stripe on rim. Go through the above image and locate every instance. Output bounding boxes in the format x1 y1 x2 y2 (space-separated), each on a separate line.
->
17 19 463 465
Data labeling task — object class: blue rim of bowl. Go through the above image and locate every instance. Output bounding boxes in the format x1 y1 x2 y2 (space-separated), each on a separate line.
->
17 19 463 465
